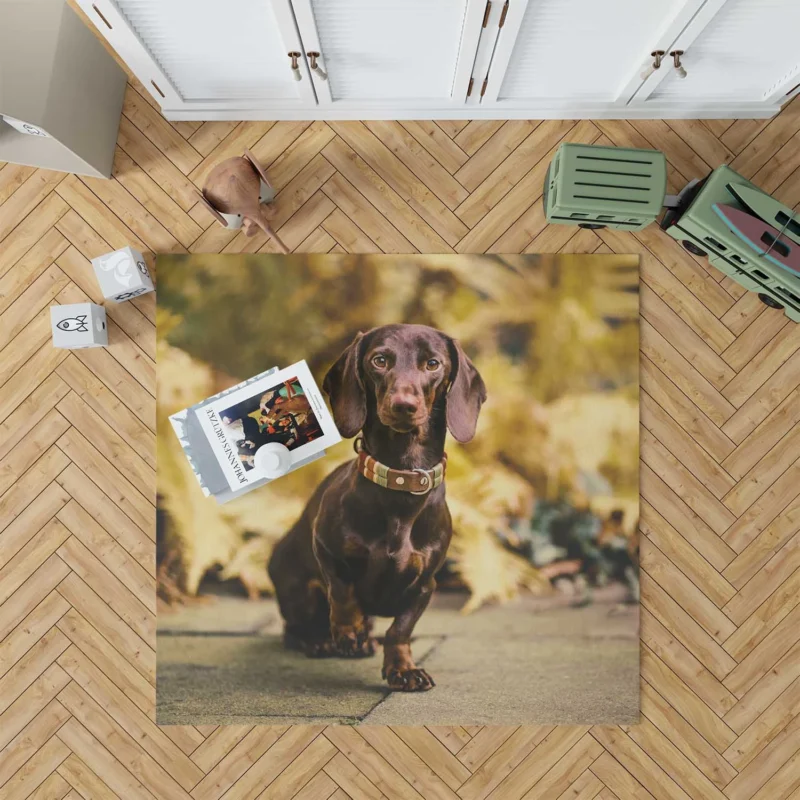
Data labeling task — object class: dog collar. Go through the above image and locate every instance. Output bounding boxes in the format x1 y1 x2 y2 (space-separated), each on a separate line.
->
354 436 446 495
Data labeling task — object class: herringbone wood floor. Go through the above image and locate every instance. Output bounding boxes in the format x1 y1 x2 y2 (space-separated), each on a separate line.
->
2 74 800 799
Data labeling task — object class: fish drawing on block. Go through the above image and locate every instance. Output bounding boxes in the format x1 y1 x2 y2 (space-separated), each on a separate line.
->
712 204 800 276
57 315 89 332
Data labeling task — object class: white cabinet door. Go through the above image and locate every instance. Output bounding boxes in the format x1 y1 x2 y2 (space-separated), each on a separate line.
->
479 0 707 111
634 0 800 109
289 0 487 108
75 0 316 113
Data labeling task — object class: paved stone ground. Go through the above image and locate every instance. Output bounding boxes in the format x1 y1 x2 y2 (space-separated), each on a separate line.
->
157 591 639 726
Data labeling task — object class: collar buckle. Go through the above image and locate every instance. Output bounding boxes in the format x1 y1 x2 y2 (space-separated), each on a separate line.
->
410 468 434 495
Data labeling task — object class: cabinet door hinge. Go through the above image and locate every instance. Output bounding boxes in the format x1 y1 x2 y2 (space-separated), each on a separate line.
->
499 0 509 27
482 0 492 27
467 77 475 97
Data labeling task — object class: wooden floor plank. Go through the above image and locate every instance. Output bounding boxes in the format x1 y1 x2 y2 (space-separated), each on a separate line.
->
57 571 155 682
323 135 455 252
321 173 416 253
116 116 201 212
57 753 122 800
721 351 800 445
187 122 239 158
723 568 800 663
363 120 469 210
55 460 156 566
640 682 737 790
724 646 800 735
0 170 66 245
641 615 737 721
0 518 72 609
0 163 37 205
111 148 203 249
56 681 189 800
486 727 592 800
0 475 70 565
641 428 736 533
121 85 202 176
57 645 203 791
322 752 384 800
456 727 550 800
54 432 154 536
400 121 469 175
260 121 336 191
1 733 71 800
56 500 155 611
55 535 153 643
189 725 288 800
0 228 68 317
455 120 582 235
56 716 157 800
722 460 800 552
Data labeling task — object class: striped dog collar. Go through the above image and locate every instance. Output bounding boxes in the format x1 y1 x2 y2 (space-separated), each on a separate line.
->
354 437 446 496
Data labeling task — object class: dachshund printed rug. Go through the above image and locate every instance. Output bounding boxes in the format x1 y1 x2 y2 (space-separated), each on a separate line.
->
155 253 640 725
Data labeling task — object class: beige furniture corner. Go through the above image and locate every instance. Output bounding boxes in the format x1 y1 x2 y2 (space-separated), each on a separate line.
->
0 0 127 178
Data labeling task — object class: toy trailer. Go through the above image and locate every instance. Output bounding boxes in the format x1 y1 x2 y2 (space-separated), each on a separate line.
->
660 164 800 322
544 143 667 231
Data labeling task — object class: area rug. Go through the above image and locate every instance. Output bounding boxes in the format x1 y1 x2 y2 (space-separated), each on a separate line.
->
155 253 640 726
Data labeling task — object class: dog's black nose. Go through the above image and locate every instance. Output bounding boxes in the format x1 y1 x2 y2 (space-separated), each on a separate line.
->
391 394 419 415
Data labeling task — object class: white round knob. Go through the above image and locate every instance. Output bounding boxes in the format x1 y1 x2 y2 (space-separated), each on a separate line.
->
254 442 292 478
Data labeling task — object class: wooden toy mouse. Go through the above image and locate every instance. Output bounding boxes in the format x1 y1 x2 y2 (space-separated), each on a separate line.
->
198 149 289 253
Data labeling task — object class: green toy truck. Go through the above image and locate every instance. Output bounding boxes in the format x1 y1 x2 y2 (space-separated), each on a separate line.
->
660 165 800 322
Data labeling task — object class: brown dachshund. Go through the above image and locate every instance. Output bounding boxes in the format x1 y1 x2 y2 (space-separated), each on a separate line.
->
268 324 486 691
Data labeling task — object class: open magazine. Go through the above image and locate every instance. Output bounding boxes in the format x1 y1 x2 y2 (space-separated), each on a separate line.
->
170 360 341 504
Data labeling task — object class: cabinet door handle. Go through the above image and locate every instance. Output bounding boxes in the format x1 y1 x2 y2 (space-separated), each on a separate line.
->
288 51 302 81
670 50 687 79
307 52 328 81
640 50 665 81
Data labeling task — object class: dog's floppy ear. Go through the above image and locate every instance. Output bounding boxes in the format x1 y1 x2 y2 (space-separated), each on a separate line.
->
445 338 487 443
323 332 367 438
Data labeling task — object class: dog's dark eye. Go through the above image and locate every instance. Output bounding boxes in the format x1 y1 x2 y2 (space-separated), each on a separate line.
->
426 359 440 371
372 355 387 368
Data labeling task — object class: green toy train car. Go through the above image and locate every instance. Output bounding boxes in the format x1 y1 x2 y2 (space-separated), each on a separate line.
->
543 143 667 231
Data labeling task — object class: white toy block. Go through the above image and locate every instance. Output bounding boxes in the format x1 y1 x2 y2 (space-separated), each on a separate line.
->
51 303 107 349
91 246 154 303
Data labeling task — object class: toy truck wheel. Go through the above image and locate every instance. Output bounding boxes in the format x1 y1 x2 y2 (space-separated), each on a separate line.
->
758 293 784 310
578 223 606 230
682 240 707 257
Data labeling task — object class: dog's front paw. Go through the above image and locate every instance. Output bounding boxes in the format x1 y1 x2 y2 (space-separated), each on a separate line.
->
382 664 435 692
332 625 377 658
